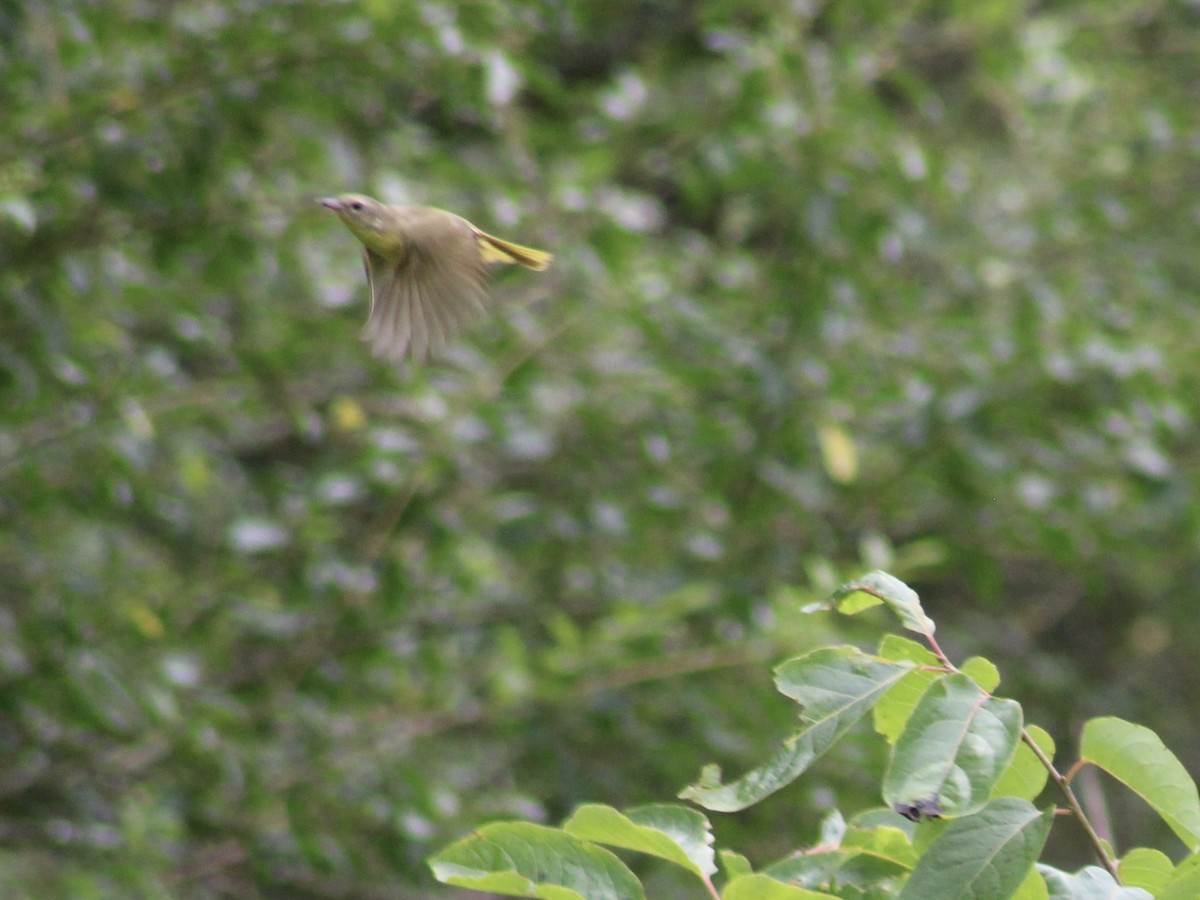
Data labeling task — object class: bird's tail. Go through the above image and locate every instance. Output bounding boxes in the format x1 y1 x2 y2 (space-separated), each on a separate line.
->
475 231 553 270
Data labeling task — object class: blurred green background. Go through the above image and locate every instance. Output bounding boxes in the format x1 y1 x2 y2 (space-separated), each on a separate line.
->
2 0 1199 896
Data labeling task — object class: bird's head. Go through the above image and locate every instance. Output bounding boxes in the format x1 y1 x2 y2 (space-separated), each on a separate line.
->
319 194 403 253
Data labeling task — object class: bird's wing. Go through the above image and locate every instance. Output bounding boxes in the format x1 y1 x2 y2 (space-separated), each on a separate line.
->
359 239 489 362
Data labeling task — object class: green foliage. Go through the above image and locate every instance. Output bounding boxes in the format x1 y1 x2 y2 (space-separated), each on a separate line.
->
431 574 1200 898
563 805 717 880
430 821 647 899
881 673 1021 818
898 799 1053 900
680 647 913 811
1079 719 1200 852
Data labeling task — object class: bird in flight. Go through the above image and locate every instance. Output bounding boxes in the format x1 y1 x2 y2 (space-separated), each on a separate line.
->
321 193 552 361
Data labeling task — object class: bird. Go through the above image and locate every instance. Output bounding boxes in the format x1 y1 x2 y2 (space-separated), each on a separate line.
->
319 193 552 361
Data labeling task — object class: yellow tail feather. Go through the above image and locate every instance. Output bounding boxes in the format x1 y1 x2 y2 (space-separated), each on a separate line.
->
476 232 553 270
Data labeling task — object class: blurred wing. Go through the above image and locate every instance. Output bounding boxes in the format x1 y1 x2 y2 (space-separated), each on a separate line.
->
359 246 489 362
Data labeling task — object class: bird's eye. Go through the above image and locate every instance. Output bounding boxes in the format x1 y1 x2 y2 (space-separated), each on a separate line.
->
350 201 364 210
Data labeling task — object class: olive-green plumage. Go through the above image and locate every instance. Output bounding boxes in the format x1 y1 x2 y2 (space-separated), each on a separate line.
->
320 193 552 361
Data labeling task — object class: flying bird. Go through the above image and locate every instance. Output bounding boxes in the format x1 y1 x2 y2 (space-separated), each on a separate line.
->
320 193 552 361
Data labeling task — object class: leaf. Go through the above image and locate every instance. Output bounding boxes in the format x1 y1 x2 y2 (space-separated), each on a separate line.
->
838 827 917 887
1071 872 1152 900
874 635 942 743
763 825 916 892
1080 716 1200 850
719 849 754 881
961 657 1000 693
897 798 1053 899
681 647 913 811
1037 864 1072 898
761 851 848 891
1010 865 1049 900
841 824 918 868
992 725 1056 802
850 806 918 838
912 816 950 855
722 873 840 899
818 808 846 846
885 674 1022 818
1037 865 1154 900
428 822 645 899
1157 851 1200 900
562 803 715 879
824 571 936 635
1117 847 1173 894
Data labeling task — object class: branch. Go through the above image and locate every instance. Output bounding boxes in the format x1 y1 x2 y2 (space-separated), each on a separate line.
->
1021 728 1120 882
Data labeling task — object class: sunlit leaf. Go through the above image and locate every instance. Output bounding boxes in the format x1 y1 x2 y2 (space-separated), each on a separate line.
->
1037 864 1154 900
992 725 1055 802
822 572 936 636
885 674 1022 818
562 803 715 879
1118 847 1173 894
682 647 913 811
961 657 1000 693
875 635 942 743
1080 717 1200 851
723 873 839 899
429 822 645 899
1157 852 1200 900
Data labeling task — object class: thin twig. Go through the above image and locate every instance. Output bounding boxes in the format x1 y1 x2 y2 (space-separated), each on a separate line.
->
923 630 955 670
1020 728 1120 881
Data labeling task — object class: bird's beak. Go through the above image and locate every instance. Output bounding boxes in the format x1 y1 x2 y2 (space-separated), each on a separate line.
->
318 197 343 211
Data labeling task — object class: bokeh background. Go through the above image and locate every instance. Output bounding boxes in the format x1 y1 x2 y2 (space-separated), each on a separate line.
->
3 0 1199 896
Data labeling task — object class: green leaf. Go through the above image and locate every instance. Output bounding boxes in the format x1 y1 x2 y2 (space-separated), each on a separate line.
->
1037 865 1154 899
722 873 839 899
912 816 950 855
818 808 846 846
961 657 1000 693
1010 865 1049 900
682 647 913 811
898 798 1053 899
842 824 918 867
875 635 942 743
851 806 918 839
1117 847 1173 894
762 824 915 891
992 725 1055 802
719 849 754 881
1037 864 1071 898
428 822 645 899
761 851 848 891
562 803 716 879
1080 716 1200 851
1073 868 1152 899
840 829 917 887
823 571 936 635
885 674 1022 818
1157 851 1200 900
878 635 938 666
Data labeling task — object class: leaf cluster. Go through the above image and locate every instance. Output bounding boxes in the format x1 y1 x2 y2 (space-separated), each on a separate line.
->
432 573 1200 899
